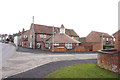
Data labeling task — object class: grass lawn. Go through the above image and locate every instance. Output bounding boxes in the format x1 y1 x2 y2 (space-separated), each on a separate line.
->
45 63 118 78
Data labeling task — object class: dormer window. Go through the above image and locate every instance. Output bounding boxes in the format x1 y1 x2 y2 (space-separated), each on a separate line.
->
60 24 65 34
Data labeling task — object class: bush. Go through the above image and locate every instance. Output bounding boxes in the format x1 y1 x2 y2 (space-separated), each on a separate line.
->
103 45 114 49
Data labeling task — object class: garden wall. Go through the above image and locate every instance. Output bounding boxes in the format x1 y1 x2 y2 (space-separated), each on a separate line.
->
97 53 120 74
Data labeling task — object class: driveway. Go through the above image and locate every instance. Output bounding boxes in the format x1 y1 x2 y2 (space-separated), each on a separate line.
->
2 47 98 79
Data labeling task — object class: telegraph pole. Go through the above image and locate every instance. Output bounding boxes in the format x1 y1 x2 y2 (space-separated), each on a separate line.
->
52 26 54 52
32 16 34 49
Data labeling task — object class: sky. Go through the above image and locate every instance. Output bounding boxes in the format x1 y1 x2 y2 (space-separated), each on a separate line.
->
0 0 119 37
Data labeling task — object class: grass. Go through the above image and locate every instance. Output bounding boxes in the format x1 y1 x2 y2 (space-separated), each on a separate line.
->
45 63 118 78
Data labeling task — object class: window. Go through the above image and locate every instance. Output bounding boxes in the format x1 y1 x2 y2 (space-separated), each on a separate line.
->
113 38 115 41
37 43 40 48
76 43 79 46
24 35 25 38
45 43 49 48
44 34 46 38
106 38 108 41
30 35 32 39
72 36 74 39
53 43 59 46
65 43 72 49
24 35 27 38
40 34 43 38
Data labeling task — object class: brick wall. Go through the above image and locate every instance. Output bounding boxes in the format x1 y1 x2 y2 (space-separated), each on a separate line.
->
81 42 102 51
97 53 120 74
43 42 102 52
113 30 120 51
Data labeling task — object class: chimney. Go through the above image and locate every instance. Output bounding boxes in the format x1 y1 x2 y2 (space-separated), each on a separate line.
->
22 28 25 33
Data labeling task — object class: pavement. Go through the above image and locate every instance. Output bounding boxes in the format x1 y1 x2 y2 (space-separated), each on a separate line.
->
2 47 98 79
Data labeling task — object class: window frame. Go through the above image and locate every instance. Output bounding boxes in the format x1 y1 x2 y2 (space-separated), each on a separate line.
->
40 34 43 38
65 43 72 49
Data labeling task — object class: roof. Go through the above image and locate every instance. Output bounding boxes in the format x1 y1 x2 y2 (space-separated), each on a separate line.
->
46 33 80 43
113 30 120 36
92 31 112 38
79 37 86 42
32 24 79 37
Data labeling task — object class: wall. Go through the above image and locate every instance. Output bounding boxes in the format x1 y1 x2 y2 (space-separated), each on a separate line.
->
81 42 102 51
43 42 102 52
97 53 120 74
113 30 120 51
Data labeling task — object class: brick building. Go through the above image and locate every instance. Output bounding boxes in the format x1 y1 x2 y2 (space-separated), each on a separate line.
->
18 24 102 52
113 30 120 51
86 31 114 45
19 24 80 49
43 25 81 52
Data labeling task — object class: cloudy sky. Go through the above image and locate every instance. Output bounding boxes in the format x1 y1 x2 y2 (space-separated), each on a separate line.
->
0 0 119 37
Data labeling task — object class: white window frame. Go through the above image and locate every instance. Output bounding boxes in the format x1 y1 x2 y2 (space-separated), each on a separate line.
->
45 43 49 48
40 34 43 38
106 38 109 41
65 43 72 49
30 35 32 39
53 43 59 46
76 43 79 46
72 36 74 39
44 34 46 38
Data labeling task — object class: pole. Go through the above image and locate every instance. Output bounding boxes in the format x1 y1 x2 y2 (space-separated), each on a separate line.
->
32 16 34 49
102 34 104 50
52 26 54 52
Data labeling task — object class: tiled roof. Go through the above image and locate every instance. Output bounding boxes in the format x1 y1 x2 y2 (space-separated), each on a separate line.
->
93 31 112 38
79 37 86 42
46 33 80 43
32 24 79 37
113 30 120 35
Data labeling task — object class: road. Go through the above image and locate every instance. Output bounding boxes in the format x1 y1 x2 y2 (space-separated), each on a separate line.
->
2 47 98 79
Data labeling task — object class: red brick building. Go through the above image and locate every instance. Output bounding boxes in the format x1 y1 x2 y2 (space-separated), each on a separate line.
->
86 31 114 45
18 24 102 52
43 25 81 52
19 24 80 49
113 30 120 51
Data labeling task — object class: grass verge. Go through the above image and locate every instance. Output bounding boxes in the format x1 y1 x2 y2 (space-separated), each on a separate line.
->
45 63 118 78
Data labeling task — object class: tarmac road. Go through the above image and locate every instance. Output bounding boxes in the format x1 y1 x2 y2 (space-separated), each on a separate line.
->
2 47 98 79
4 59 97 79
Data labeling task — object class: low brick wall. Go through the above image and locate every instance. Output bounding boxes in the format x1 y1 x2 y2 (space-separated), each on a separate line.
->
97 52 120 74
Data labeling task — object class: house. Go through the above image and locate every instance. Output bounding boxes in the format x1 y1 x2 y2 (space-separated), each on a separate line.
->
43 25 81 52
86 31 114 45
18 24 102 52
0 34 8 42
79 37 86 42
113 30 120 51
19 24 80 49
